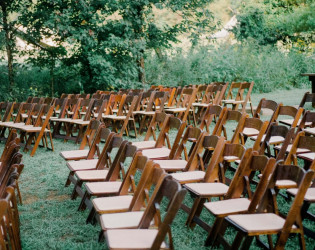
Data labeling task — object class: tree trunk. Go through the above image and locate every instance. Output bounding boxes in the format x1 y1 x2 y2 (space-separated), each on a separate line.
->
1 3 14 87
137 51 145 85
50 60 55 97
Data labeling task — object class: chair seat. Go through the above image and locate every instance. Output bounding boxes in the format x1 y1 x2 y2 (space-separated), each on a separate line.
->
75 169 109 181
60 149 89 161
132 140 156 150
93 195 133 213
287 187 315 202
100 211 144 230
205 198 251 216
273 144 310 154
7 122 27 129
0 121 14 127
85 181 122 195
223 156 239 162
154 160 187 171
298 152 315 161
171 171 205 184
165 107 187 113
251 135 284 144
104 115 134 120
221 99 236 104
70 119 90 125
242 128 260 136
142 148 171 159
66 159 98 171
18 126 50 133
227 213 296 234
192 103 209 107
279 119 312 127
275 180 297 189
50 117 72 122
184 182 229 196
133 111 156 115
106 229 167 249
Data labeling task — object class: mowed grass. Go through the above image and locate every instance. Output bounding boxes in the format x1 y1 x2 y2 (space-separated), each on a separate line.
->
5 87 315 249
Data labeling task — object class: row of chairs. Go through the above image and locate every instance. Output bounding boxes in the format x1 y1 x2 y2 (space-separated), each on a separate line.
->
0 131 24 249
59 97 315 249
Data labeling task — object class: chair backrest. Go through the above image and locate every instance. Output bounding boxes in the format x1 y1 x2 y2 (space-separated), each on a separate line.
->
214 109 247 139
299 92 315 109
154 115 186 150
79 119 102 150
176 87 198 122
172 126 202 161
138 177 187 250
86 126 112 159
284 131 315 165
270 104 303 128
1 102 14 122
231 117 268 150
129 166 168 212
144 112 169 141
224 82 242 100
118 152 149 195
199 105 224 133
14 103 33 123
95 135 124 171
295 111 315 135
226 149 270 199
254 98 279 119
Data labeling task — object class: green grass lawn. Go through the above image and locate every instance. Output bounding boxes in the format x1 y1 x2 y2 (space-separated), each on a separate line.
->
6 87 315 249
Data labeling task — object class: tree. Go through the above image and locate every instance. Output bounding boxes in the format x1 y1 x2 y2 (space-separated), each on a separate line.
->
16 0 216 92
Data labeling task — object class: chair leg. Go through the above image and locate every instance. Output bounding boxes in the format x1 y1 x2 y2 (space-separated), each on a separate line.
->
86 207 97 225
49 132 54 151
231 231 245 249
186 197 206 229
70 180 83 200
205 217 224 246
65 172 74 187
15 181 23 205
241 236 254 250
78 192 90 211
30 130 45 156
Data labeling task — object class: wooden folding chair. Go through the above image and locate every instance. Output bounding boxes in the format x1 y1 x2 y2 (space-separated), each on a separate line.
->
103 95 139 137
204 156 276 247
141 125 201 160
253 98 280 120
64 127 113 187
183 142 246 229
164 87 197 123
214 109 248 140
224 165 314 250
231 117 268 150
133 114 185 152
78 152 150 211
70 135 124 199
16 104 55 156
222 82 254 116
284 131 315 169
104 177 187 250
199 105 225 133
90 165 167 232
135 91 167 134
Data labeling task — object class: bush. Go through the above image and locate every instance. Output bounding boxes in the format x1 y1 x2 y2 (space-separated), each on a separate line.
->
145 42 315 92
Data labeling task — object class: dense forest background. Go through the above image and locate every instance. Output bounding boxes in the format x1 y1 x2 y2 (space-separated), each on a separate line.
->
0 0 314 101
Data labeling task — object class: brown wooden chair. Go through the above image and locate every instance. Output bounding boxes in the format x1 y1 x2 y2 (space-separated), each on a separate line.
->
141 125 201 160
64 128 113 187
253 98 280 120
103 95 139 137
183 142 246 229
199 105 225 133
214 109 248 140
204 155 276 247
78 152 150 211
14 105 55 156
104 177 187 250
164 87 197 123
59 119 102 161
90 165 167 231
133 114 185 152
222 82 254 116
70 135 124 200
231 117 268 150
224 165 314 250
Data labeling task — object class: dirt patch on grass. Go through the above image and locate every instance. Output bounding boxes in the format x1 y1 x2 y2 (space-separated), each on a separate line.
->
46 191 69 202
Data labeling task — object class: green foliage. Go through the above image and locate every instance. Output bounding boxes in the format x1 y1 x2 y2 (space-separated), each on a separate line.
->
232 0 315 48
145 42 315 92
